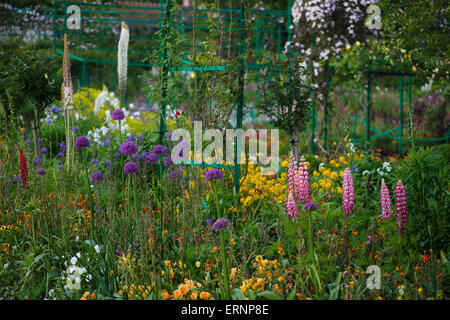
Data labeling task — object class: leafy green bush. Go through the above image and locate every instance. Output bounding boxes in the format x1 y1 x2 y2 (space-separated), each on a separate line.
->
393 145 450 251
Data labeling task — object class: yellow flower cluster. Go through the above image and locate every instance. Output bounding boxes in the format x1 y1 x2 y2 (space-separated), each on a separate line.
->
311 157 350 195
80 291 96 300
118 284 151 300
173 279 204 300
239 165 287 208
239 255 294 297
160 278 211 300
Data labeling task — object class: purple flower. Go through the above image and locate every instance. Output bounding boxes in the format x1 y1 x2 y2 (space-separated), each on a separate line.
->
124 161 139 174
60 142 67 152
75 136 90 149
25 140 32 145
168 170 182 182
104 160 113 169
111 109 125 120
51 106 60 113
205 219 213 225
57 152 64 158
14 175 22 182
119 142 138 155
302 201 318 211
146 153 158 164
72 126 79 133
163 156 174 167
57 164 64 170
152 145 165 155
33 157 42 166
137 135 144 144
91 171 104 183
211 217 230 232
113 152 121 158
46 119 51 126
102 137 111 147
36 168 46 176
128 135 136 142
40 147 47 154
91 158 99 166
205 168 223 183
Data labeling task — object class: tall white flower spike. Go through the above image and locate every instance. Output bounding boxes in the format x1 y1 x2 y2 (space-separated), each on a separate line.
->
118 22 129 103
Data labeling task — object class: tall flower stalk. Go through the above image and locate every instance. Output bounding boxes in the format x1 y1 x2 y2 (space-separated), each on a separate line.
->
206 169 230 300
19 149 28 188
62 33 75 168
287 151 298 196
395 180 408 238
118 22 129 104
380 178 392 219
342 167 354 217
285 191 298 221
296 156 310 204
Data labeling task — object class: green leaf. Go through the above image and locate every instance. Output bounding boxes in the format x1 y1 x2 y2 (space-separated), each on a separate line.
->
231 288 246 300
257 291 281 300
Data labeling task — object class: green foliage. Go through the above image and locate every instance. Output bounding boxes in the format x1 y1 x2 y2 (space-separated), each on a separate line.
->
256 51 311 157
393 145 450 251
0 41 61 123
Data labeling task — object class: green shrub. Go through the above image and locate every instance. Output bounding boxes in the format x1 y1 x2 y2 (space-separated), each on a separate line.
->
393 145 450 251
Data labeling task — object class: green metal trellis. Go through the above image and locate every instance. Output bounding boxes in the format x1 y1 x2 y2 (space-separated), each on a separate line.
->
350 67 449 154
48 0 292 194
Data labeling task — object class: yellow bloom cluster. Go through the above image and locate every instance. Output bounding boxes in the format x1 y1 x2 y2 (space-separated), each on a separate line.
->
239 165 287 208
80 291 97 300
238 255 294 297
311 157 350 195
160 278 210 300
117 284 151 300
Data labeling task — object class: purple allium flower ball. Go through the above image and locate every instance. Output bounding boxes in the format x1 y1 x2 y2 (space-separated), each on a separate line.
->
205 168 223 183
152 145 165 155
302 201 318 211
163 156 174 167
91 171 104 183
119 142 138 155
146 153 158 164
40 147 47 154
33 157 42 166
162 147 169 154
75 136 90 149
111 109 125 121
36 168 46 176
124 161 139 174
211 217 230 232
137 135 144 143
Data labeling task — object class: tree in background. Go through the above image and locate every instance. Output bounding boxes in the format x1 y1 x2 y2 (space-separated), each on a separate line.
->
0 43 61 156
257 51 311 161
